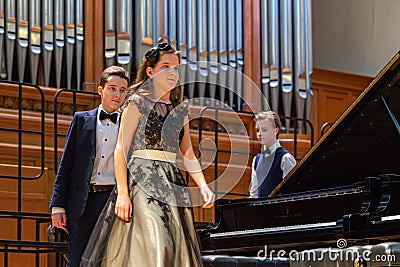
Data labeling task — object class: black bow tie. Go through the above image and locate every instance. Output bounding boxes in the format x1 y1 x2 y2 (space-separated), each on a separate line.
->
261 147 271 155
100 110 118 124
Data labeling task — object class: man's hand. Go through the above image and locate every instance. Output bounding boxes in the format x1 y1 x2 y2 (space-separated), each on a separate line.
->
51 212 68 233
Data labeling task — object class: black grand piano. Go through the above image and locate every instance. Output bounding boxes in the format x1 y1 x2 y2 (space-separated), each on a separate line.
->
201 52 400 255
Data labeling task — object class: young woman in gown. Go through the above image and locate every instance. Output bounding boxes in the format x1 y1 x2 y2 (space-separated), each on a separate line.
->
80 43 215 266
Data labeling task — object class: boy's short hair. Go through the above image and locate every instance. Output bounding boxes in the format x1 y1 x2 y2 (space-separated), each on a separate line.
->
254 111 282 130
99 66 130 88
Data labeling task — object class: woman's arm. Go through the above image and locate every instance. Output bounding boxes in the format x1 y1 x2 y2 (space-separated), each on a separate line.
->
114 103 141 221
180 115 215 208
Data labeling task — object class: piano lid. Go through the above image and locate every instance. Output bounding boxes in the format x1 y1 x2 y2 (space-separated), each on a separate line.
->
271 52 400 196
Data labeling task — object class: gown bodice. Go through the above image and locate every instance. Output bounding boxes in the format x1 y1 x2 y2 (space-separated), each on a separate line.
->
128 94 188 154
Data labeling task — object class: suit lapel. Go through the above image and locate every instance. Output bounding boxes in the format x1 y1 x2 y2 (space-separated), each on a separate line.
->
84 108 98 148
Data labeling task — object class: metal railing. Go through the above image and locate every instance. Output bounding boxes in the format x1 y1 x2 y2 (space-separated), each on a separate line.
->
0 211 68 267
0 81 68 267
320 121 334 137
53 88 100 173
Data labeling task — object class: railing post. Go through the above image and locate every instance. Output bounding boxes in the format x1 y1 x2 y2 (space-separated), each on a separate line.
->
35 247 40 266
4 243 8 267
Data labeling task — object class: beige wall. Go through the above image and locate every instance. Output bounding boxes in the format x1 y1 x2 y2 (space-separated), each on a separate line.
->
313 0 400 77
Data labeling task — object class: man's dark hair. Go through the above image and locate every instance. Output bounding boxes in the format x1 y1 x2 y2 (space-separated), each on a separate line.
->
99 66 130 87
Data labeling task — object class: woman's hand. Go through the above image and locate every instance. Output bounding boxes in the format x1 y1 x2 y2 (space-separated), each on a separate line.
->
115 193 132 222
200 185 215 208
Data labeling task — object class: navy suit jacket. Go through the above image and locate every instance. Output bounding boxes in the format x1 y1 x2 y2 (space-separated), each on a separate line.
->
50 108 98 220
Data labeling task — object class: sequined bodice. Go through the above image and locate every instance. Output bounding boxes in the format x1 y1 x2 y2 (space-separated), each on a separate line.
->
129 94 187 153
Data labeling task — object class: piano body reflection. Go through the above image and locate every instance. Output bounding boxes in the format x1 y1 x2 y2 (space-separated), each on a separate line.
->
201 52 400 254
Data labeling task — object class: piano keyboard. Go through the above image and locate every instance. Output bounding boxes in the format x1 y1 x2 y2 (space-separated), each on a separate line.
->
381 215 400 222
210 221 337 238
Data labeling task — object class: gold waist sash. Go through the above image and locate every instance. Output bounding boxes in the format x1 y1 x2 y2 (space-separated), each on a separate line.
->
131 149 176 163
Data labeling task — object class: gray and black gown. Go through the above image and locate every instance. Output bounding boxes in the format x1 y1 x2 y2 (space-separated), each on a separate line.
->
80 94 203 267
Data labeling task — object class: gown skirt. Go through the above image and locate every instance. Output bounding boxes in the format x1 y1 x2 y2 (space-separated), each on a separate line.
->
80 157 203 267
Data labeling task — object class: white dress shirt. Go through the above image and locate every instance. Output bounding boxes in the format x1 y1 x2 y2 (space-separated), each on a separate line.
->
90 105 119 185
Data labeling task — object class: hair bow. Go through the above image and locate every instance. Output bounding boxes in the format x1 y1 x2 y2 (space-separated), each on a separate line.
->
145 42 172 62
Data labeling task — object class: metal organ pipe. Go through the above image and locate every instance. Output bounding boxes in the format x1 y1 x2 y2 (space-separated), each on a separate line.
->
294 0 306 134
144 0 153 40
6 0 16 81
268 0 280 113
208 0 218 107
218 0 228 107
104 0 116 67
42 0 53 86
167 0 177 48
75 0 83 90
17 0 28 82
176 0 187 86
235 0 244 111
0 1 6 78
116 0 133 73
227 0 236 109
176 0 187 57
65 0 75 89
54 0 65 88
135 0 144 64
186 0 197 103
197 0 207 106
29 0 40 85
305 0 314 132
281 0 293 132
163 0 168 42
153 0 162 43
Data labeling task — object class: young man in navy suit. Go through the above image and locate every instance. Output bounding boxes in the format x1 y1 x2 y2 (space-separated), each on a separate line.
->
49 66 129 267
